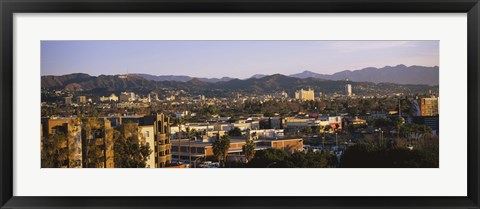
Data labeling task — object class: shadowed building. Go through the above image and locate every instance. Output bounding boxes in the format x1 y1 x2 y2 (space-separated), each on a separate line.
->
42 114 174 168
41 118 83 168
143 114 173 168
42 117 115 168
108 113 173 168
81 118 115 168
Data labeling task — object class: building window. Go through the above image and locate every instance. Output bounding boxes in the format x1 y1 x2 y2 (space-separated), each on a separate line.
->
145 131 150 137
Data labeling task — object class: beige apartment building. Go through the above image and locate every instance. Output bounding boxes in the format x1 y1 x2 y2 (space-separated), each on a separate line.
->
295 88 315 101
41 118 83 168
421 97 439 116
117 113 173 168
41 113 173 168
41 117 114 168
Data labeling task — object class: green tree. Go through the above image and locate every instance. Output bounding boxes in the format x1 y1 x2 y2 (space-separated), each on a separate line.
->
228 127 242 137
242 139 256 163
82 118 105 168
247 148 289 168
305 126 313 135
41 132 69 168
175 117 185 163
339 142 438 168
114 123 153 168
212 135 231 167
318 150 329 168
186 126 193 165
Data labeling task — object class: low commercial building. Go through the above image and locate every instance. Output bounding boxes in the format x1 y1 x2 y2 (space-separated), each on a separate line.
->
100 94 119 102
212 120 260 132
250 129 284 139
255 138 304 153
285 115 342 133
327 116 343 129
116 102 150 108
171 137 303 163
411 116 439 135
284 117 313 133
345 116 367 126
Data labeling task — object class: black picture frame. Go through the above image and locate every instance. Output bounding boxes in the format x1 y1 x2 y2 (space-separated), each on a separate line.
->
1 0 479 208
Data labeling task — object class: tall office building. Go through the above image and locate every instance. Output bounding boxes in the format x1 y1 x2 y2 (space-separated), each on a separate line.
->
345 84 352 97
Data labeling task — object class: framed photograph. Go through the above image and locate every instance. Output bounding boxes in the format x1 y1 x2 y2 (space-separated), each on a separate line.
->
1 0 479 208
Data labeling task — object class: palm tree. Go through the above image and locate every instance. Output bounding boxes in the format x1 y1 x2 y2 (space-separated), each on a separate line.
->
186 126 192 166
396 117 405 142
176 117 185 164
212 135 231 167
242 139 255 163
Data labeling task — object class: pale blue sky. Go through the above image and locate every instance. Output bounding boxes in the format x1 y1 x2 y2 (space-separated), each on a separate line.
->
41 40 439 78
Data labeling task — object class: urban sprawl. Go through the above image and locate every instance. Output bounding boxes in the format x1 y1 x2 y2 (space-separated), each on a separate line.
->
41 76 439 168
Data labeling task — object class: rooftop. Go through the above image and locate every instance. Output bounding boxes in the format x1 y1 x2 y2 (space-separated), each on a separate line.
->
171 137 302 147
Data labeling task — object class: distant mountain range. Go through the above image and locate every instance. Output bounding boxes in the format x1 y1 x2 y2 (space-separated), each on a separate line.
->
289 65 439 86
133 73 235 83
41 73 158 93
42 67 438 98
131 64 438 86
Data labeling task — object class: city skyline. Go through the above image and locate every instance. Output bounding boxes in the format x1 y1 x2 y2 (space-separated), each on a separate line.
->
41 40 440 169
41 40 439 78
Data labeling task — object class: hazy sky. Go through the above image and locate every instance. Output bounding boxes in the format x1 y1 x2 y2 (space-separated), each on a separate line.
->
41 40 439 78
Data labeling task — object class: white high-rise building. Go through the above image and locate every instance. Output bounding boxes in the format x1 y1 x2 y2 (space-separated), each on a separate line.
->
345 84 352 97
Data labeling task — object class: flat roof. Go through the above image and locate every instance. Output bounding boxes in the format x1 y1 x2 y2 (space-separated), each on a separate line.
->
171 137 302 147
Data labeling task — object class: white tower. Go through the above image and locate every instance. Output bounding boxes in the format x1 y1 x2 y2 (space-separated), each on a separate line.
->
345 84 352 97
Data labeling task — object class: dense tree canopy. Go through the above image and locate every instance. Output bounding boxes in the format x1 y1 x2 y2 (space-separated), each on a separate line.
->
242 139 256 162
114 123 152 168
340 143 438 168
212 135 231 167
41 132 69 168
247 148 338 168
